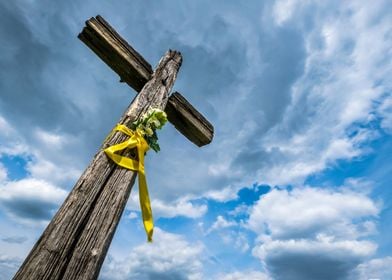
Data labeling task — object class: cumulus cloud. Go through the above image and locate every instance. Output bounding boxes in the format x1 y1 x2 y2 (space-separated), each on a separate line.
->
218 270 270 280
254 238 376 280
0 178 67 225
100 228 204 280
351 257 392 280
248 187 379 240
151 199 207 219
26 155 81 187
248 186 380 280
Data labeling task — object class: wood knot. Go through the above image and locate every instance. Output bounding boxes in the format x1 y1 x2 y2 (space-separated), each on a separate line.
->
91 248 99 256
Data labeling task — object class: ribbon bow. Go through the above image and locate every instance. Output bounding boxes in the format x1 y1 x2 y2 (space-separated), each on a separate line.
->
104 124 153 242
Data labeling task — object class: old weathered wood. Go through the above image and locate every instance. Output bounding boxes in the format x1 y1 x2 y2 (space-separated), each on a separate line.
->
78 15 152 92
13 50 182 280
79 15 213 146
166 92 214 146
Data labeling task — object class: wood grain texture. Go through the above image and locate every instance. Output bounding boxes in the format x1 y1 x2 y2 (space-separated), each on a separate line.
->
13 50 182 280
78 16 152 92
166 92 213 146
79 15 214 146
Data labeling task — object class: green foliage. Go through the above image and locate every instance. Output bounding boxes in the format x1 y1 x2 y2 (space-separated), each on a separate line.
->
133 108 168 152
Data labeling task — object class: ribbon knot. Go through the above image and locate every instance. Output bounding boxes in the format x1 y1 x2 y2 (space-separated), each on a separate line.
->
104 124 153 242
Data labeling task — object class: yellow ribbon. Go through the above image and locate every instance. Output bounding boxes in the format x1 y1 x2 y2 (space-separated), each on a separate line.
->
104 124 153 242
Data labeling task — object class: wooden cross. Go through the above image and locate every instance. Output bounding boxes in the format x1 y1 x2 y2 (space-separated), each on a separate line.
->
14 15 213 280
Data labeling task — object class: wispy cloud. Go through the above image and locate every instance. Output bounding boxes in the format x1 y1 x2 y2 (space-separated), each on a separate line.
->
0 254 22 280
1 236 28 244
218 270 271 280
206 215 237 235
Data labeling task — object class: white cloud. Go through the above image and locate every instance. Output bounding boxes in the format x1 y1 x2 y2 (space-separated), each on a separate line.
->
228 204 250 217
151 199 207 219
254 237 376 261
26 157 81 186
248 0 392 186
0 178 66 205
204 186 239 202
34 128 64 146
0 178 67 225
340 177 374 195
100 228 204 280
127 211 138 220
247 186 380 279
206 215 237 235
272 0 311 26
379 97 392 134
352 257 392 280
0 113 82 188
218 270 270 280
127 194 207 219
0 163 7 182
248 187 379 240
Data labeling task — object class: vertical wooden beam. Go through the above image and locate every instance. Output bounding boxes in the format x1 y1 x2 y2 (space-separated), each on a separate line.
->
13 50 182 280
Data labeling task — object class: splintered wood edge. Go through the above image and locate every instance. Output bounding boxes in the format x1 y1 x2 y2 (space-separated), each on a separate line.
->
79 16 152 92
95 15 152 75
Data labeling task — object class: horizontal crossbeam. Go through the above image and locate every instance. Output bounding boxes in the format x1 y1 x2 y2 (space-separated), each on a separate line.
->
78 15 213 146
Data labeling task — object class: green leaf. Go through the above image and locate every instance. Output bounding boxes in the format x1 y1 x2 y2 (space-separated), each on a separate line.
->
135 108 167 153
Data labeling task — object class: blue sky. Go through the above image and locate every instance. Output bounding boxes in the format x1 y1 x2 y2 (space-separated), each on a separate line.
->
0 0 391 279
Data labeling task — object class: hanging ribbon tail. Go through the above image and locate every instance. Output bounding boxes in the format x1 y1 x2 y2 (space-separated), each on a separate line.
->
104 124 153 242
139 172 153 242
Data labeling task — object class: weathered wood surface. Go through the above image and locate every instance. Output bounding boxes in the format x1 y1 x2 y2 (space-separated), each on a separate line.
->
79 15 213 146
13 50 182 280
166 92 213 147
78 15 152 92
